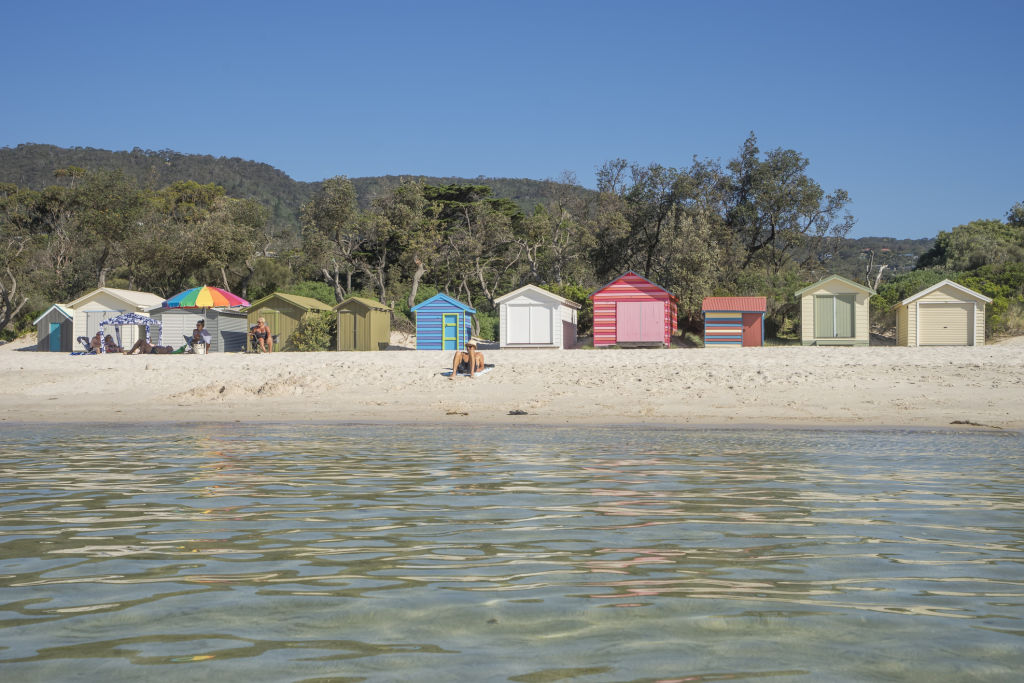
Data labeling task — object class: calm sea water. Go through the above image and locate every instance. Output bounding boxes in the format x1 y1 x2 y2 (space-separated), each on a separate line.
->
1 424 1022 682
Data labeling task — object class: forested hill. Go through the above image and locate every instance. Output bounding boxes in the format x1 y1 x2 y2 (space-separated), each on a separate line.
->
0 143 932 266
0 144 579 234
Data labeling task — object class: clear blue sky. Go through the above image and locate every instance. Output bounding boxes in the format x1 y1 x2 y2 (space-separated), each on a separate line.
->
2 1 1021 239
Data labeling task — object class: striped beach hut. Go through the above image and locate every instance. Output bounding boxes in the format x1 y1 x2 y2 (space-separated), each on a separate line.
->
896 279 991 346
702 297 767 347
409 293 475 350
589 272 678 347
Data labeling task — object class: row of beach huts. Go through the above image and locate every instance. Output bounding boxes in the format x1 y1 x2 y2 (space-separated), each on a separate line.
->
34 272 993 353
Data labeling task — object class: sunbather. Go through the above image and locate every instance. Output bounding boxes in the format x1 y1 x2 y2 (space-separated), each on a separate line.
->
251 317 273 352
125 338 173 355
103 334 123 354
450 340 484 379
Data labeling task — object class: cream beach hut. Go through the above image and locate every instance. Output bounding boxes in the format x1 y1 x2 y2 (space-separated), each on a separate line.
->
66 287 166 349
495 284 581 349
794 275 875 346
896 279 991 346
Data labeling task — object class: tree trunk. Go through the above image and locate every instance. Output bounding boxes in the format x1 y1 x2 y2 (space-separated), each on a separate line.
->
221 267 230 291
96 243 111 288
407 257 426 308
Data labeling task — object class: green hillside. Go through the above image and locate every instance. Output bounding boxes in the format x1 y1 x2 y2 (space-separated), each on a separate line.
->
0 144 580 234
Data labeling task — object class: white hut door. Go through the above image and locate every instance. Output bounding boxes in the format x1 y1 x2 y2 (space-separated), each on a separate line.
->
507 305 552 344
529 306 552 344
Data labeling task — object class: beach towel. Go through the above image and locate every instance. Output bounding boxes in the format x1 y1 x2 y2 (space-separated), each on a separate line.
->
441 364 495 377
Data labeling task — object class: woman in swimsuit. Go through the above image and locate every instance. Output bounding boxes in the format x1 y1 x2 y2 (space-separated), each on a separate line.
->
251 317 273 352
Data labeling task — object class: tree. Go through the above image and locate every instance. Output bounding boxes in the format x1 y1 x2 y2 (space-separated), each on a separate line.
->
917 219 1024 271
301 176 364 302
726 133 854 277
0 183 33 332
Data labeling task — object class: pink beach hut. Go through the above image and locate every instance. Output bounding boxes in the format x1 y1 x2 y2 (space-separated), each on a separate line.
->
589 272 678 347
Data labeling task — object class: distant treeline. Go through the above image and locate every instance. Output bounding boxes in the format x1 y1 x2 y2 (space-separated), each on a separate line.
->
3 137 1020 344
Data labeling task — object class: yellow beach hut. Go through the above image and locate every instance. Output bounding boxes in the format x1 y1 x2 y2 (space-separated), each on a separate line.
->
794 275 875 346
896 279 991 346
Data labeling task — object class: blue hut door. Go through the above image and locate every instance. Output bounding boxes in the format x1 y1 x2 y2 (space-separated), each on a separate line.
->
49 323 61 351
442 313 459 350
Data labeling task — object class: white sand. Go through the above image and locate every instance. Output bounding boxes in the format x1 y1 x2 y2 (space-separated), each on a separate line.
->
1 333 1022 429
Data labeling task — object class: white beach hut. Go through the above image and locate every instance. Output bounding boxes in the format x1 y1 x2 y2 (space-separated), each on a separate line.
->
495 284 581 349
896 279 991 346
66 287 166 349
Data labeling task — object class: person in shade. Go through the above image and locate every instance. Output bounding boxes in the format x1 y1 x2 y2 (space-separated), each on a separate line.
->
191 320 211 353
450 339 484 379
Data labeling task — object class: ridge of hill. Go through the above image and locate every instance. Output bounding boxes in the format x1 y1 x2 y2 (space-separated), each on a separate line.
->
0 144 575 234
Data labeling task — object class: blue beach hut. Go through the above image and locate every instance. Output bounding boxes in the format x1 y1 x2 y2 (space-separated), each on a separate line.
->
409 293 475 350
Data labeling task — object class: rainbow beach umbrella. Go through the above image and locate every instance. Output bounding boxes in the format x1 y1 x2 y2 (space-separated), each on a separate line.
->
163 285 249 309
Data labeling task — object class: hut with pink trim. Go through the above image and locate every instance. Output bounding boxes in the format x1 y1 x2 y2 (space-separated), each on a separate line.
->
589 272 678 347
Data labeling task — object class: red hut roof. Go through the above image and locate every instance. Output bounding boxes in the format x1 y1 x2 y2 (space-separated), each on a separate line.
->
701 296 767 312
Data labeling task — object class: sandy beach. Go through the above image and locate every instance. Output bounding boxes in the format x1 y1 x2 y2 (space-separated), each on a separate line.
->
2 333 1022 429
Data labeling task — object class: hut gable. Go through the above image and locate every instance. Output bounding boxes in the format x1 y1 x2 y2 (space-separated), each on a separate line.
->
794 275 875 346
701 297 767 347
589 272 678 347
409 293 475 350
334 296 393 351
896 279 990 347
245 292 334 351
496 285 581 349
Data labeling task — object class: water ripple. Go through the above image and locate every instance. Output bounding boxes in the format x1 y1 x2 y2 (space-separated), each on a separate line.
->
1 425 1023 680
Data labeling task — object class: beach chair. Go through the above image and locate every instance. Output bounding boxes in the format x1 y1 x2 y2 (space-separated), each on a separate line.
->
74 336 97 355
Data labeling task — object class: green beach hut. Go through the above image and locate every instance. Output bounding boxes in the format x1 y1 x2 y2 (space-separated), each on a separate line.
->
245 292 333 351
334 296 392 351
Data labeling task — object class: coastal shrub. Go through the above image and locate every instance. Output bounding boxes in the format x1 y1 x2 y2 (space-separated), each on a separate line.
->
282 280 337 306
475 312 498 341
290 311 334 351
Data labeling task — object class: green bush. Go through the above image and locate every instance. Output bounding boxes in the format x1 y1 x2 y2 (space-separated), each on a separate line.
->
290 310 335 351
475 312 498 341
541 283 593 335
282 281 337 306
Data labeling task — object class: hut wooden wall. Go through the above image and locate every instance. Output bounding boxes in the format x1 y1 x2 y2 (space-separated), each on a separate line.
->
591 273 676 347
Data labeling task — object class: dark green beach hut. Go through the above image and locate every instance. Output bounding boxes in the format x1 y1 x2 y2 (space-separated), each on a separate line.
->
335 297 392 351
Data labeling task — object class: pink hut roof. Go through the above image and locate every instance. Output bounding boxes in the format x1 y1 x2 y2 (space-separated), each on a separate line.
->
702 296 767 312
590 271 678 301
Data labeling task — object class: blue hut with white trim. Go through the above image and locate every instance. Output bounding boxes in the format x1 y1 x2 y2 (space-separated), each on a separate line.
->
409 293 475 350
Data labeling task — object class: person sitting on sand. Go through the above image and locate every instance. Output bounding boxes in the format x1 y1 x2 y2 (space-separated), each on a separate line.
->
89 332 103 353
450 339 484 379
124 337 173 355
251 317 272 353
103 334 123 354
